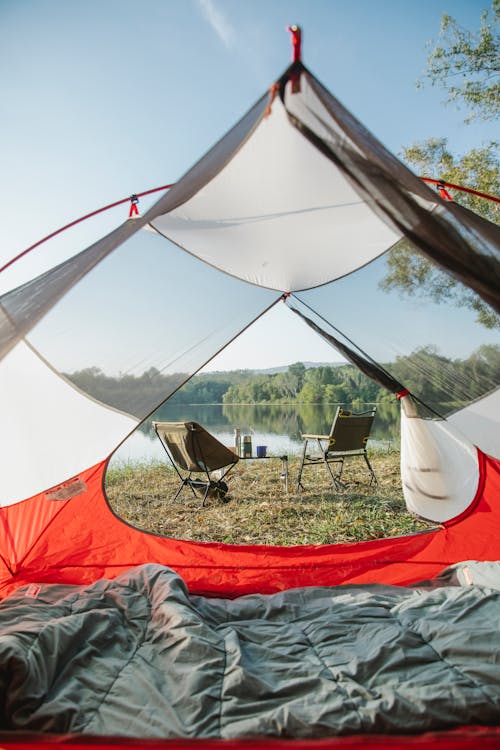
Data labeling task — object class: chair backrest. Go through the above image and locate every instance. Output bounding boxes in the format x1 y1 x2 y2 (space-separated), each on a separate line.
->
152 421 238 472
327 407 377 453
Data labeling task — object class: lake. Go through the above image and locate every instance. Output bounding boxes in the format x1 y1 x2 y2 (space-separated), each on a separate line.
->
109 401 401 466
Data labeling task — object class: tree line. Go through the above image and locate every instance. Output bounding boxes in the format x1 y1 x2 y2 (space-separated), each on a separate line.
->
66 344 500 418
221 345 500 411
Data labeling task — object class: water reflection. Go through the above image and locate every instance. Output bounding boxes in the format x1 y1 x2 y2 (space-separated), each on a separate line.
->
110 402 401 466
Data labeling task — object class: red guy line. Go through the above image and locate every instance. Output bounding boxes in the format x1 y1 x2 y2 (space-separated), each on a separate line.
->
421 177 500 204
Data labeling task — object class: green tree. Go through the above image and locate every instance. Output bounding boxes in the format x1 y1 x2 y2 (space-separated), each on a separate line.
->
274 362 306 400
324 383 350 403
381 2 500 330
298 381 324 403
383 140 500 330
457 343 500 398
421 0 499 123
403 138 500 221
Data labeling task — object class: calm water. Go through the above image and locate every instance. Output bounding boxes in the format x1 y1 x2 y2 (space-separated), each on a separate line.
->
109 402 401 466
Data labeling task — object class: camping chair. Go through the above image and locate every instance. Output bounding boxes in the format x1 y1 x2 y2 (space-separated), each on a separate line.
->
297 407 377 491
152 421 239 506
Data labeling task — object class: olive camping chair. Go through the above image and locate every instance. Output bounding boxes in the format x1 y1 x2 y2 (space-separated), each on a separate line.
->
297 407 377 491
152 421 239 506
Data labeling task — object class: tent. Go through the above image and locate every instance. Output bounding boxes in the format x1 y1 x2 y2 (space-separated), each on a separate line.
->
1 27 500 747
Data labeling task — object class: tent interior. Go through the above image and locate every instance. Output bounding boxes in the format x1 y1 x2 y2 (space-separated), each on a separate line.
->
1 42 500 748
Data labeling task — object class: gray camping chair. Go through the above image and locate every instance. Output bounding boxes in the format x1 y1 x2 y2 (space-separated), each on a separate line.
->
297 407 377 491
152 421 239 506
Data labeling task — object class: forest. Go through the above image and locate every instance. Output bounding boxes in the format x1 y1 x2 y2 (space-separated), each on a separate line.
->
66 344 500 418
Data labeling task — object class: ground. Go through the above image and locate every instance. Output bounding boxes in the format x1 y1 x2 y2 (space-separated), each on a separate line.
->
106 451 435 545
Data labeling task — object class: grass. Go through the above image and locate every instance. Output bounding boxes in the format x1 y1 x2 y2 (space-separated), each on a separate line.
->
105 450 435 546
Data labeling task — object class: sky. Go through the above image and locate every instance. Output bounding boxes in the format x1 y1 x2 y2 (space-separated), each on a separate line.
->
0 0 497 372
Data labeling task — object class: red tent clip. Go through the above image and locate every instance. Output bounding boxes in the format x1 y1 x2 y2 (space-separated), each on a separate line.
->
437 181 454 202
129 194 140 218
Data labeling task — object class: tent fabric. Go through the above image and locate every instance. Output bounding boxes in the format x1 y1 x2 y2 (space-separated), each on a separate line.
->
284 66 500 311
148 64 500 305
1 450 499 601
149 93 402 291
448 388 500 459
399 395 481 521
0 219 147 363
288 303 406 397
0 341 138 504
0 92 269 361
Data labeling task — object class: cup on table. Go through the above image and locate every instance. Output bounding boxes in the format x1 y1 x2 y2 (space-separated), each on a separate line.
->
256 445 267 458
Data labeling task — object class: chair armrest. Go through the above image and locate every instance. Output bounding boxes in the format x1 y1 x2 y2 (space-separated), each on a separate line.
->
301 434 329 440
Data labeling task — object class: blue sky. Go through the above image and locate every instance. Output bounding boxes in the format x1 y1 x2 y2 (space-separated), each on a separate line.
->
0 0 497 370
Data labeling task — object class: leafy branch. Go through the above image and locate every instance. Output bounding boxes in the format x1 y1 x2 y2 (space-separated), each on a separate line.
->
419 0 500 122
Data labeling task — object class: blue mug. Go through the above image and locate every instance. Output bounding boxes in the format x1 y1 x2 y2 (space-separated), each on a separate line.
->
256 445 267 458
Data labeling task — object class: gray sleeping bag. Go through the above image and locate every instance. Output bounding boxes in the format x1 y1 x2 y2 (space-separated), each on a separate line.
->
1 562 499 738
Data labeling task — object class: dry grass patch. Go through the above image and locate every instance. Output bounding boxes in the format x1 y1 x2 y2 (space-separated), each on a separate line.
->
106 451 435 545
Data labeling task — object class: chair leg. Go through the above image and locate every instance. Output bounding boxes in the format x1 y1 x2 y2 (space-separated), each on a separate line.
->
364 453 377 485
172 479 189 502
323 456 342 490
336 457 345 485
172 486 183 502
201 483 211 507
297 439 309 490
188 480 199 497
